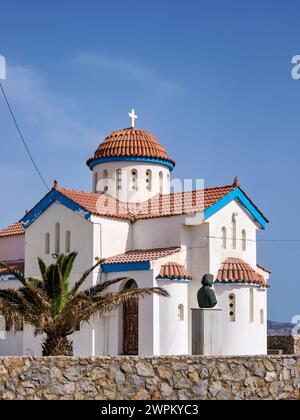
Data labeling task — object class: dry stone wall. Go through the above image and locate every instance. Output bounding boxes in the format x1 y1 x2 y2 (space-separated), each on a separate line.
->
0 355 299 400
268 335 300 356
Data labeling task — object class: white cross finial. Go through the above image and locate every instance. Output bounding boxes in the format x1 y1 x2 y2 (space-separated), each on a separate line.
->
128 109 138 128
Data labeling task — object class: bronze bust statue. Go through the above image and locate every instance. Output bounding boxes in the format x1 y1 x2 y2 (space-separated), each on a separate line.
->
197 274 217 308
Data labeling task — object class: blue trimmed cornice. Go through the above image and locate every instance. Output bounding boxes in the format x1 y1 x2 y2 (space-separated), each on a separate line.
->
156 276 191 283
87 156 175 171
21 190 92 229
102 261 151 273
204 187 268 229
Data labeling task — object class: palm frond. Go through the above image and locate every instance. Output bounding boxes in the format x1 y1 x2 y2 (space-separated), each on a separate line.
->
0 262 26 286
0 288 26 306
71 258 104 294
37 258 47 282
66 287 169 325
83 277 130 297
57 252 77 283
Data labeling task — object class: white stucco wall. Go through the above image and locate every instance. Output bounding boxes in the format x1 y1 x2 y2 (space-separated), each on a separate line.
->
92 161 171 202
214 283 267 355
25 202 94 277
0 331 23 356
0 235 24 261
207 199 258 275
91 215 132 260
132 215 184 249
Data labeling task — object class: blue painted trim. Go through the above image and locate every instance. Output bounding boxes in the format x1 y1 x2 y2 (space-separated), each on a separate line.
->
88 156 175 171
215 280 265 289
156 276 191 283
102 261 151 273
21 190 92 229
204 187 267 229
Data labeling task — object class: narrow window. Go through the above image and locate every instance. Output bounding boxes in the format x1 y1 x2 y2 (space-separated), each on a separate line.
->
45 232 50 254
229 293 236 322
65 230 71 253
232 214 237 249
103 170 108 192
55 223 60 254
131 169 138 191
146 169 152 191
260 309 264 324
242 229 246 251
94 172 98 192
249 288 254 323
116 169 122 191
159 171 163 194
178 304 184 321
221 227 227 249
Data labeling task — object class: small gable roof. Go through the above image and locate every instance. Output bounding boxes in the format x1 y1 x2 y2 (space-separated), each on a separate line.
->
157 262 192 280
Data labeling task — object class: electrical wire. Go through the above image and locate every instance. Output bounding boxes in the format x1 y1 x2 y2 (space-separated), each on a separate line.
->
0 81 50 191
208 235 300 243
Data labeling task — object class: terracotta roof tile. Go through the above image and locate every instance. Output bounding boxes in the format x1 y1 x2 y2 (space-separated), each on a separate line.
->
157 262 192 280
104 247 181 264
0 259 24 275
216 257 268 287
0 222 25 238
56 184 237 221
87 127 175 167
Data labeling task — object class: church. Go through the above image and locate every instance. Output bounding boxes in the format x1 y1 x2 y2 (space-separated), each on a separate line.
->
0 110 270 357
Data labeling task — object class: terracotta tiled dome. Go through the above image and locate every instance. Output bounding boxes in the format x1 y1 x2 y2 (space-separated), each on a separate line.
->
216 258 268 287
87 127 175 168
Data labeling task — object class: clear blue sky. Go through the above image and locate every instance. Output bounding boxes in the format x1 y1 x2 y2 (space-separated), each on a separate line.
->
0 0 300 322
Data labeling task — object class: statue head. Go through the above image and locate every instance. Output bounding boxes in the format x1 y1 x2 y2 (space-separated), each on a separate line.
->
197 274 217 308
201 274 214 287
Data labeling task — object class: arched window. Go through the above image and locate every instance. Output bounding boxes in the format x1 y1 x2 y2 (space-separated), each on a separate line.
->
45 232 50 254
131 169 138 191
228 293 236 322
249 288 254 323
146 169 152 191
94 172 98 192
55 223 60 254
221 227 227 249
103 170 108 192
159 171 163 194
65 230 71 253
242 229 246 251
178 304 184 321
116 169 122 191
232 214 237 249
260 309 264 324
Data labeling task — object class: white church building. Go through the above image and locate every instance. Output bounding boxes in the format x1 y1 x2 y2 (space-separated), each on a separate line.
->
0 111 270 357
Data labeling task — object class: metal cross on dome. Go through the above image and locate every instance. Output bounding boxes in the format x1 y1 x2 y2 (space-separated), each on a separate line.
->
128 109 138 128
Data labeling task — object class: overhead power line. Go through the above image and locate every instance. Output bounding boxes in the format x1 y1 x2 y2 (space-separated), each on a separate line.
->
0 81 50 191
208 235 300 243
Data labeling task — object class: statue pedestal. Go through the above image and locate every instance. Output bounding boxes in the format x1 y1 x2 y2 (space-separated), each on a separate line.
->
191 308 223 356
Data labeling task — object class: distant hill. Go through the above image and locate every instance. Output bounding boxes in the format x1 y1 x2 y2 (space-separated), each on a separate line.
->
267 320 297 336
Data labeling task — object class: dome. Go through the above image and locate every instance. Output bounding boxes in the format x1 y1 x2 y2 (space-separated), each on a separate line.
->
87 127 175 170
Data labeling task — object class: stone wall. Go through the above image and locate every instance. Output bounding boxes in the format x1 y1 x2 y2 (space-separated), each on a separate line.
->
0 355 299 400
268 336 300 356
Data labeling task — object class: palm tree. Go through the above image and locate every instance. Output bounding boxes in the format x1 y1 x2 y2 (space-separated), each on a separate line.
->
0 252 169 356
